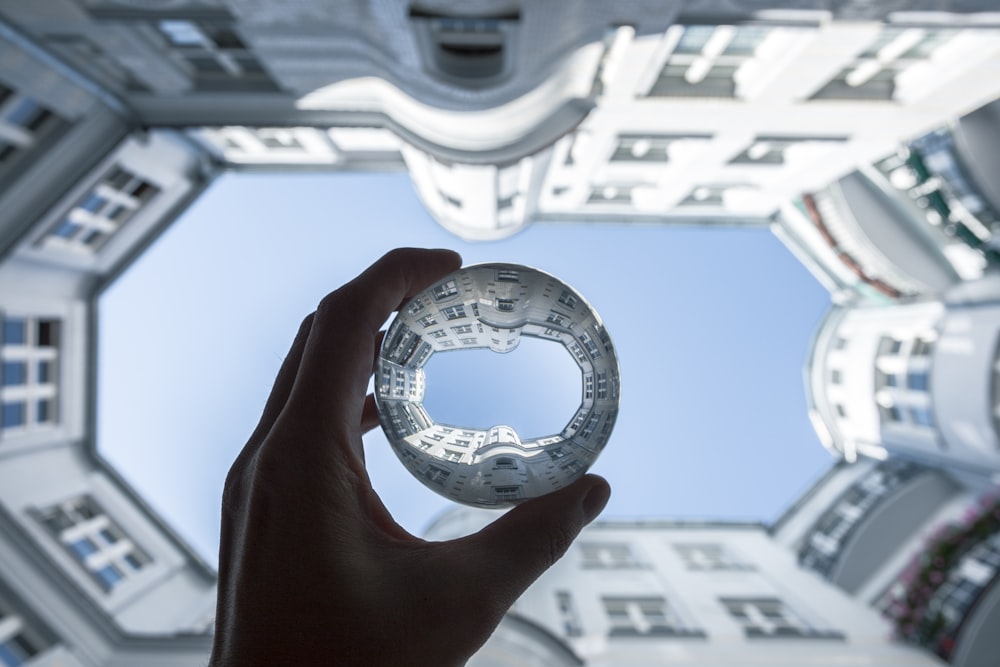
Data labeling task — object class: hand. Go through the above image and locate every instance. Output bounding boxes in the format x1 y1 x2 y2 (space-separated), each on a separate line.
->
210 248 611 667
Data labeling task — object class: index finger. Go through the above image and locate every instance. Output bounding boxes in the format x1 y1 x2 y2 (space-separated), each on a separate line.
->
285 248 461 438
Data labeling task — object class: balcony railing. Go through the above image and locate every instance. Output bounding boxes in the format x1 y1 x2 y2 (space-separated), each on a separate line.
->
883 492 1000 661
798 460 925 578
875 128 1000 266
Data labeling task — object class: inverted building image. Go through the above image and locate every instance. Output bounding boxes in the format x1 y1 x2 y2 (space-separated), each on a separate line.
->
1 1 1000 666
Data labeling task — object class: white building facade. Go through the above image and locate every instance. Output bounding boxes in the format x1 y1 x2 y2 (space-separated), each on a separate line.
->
0 1 998 665
427 507 947 667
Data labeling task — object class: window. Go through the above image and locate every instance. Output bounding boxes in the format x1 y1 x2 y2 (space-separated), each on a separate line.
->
423 465 451 485
409 10 518 85
728 136 845 166
674 543 750 571
584 374 594 399
581 542 640 569
451 324 473 335
909 406 935 427
911 337 933 357
406 298 426 314
428 329 447 339
156 20 277 91
417 314 437 327
493 486 521 501
494 298 515 312
0 85 64 177
431 280 458 301
720 597 842 639
580 332 601 359
810 28 957 101
1 362 26 387
679 185 731 207
43 166 160 255
907 370 929 391
0 596 50 667
602 596 703 637
557 290 578 309
648 25 775 98
587 185 633 205
496 269 519 282
556 591 583 637
830 369 842 385
441 305 466 320
35 495 151 592
1 316 59 434
546 311 568 327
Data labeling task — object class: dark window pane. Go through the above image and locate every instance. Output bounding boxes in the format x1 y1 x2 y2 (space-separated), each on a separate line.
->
36 399 51 423
36 321 56 347
5 98 42 129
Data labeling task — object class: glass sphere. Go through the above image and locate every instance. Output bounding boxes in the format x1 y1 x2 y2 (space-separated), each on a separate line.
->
375 263 620 508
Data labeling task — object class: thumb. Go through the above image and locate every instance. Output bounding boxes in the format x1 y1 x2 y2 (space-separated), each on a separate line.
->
465 475 611 608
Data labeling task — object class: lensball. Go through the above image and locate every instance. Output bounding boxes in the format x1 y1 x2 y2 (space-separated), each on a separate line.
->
375 263 620 508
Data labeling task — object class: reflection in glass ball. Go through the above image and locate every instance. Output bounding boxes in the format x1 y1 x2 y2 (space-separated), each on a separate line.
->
375 263 621 508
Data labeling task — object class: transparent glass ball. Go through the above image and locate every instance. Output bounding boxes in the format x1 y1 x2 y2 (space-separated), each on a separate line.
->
375 263 620 508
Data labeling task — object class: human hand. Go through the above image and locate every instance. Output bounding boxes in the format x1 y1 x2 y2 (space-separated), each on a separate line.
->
210 248 611 667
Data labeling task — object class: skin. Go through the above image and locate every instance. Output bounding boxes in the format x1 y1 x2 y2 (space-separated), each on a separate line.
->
210 248 612 667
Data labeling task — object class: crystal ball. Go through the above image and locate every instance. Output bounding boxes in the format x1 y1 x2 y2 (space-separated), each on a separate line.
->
375 263 620 508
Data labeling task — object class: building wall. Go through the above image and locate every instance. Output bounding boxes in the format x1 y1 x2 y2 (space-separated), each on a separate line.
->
426 508 945 666
807 280 1000 475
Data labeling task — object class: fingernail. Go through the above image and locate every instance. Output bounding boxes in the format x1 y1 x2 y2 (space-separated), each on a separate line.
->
582 480 611 523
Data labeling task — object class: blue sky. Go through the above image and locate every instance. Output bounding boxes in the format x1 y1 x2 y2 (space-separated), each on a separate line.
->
98 171 834 565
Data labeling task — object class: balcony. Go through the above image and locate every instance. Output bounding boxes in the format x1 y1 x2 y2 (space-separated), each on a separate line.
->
799 460 959 593
875 127 1000 267
884 493 1000 666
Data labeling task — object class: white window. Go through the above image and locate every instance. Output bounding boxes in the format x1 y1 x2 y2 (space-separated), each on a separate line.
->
0 83 63 175
580 542 640 569
34 496 151 592
546 311 568 326
494 298 515 312
156 20 275 91
431 280 458 301
648 25 776 98
0 595 51 667
721 597 841 639
1 316 59 435
602 596 702 637
493 486 520 501
440 450 462 463
441 305 466 320
495 269 519 283
811 28 958 101
557 290 578 308
674 543 750 571
42 166 159 255
556 591 583 637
